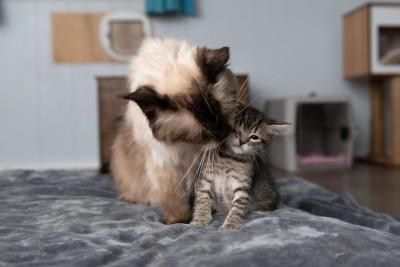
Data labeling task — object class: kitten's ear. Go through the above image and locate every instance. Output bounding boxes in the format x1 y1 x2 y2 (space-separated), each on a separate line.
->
265 119 291 136
198 47 230 83
123 86 175 121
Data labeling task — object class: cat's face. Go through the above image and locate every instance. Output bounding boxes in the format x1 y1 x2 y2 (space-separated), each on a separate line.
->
226 105 289 156
124 39 239 145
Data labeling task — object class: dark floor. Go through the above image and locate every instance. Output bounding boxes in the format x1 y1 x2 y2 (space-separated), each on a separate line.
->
272 162 400 218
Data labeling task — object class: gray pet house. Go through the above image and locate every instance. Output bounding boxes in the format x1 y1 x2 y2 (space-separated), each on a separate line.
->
265 96 356 172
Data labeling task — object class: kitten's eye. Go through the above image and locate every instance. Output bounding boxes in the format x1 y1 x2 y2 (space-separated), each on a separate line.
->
250 135 259 141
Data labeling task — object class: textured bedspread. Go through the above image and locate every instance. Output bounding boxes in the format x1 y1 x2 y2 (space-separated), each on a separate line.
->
1 170 400 267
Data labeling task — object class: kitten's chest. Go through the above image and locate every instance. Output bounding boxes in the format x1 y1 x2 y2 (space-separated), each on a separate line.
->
212 172 233 202
207 158 251 210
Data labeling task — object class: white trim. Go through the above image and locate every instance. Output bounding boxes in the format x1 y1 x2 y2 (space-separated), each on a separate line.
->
0 162 99 171
99 11 151 62
370 6 400 74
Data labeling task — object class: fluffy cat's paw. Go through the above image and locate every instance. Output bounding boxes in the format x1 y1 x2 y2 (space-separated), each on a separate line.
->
190 220 210 227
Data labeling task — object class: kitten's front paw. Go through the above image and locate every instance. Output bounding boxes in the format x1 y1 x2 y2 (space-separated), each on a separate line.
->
190 213 212 227
219 223 238 231
190 216 212 227
190 219 210 227
191 224 208 229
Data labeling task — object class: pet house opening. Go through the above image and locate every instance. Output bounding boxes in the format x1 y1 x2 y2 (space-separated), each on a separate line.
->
296 103 350 167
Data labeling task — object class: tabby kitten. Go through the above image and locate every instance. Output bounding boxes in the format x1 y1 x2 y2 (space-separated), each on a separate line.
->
190 105 288 230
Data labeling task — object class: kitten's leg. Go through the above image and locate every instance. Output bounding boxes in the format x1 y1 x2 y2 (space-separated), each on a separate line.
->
190 177 213 226
220 186 250 230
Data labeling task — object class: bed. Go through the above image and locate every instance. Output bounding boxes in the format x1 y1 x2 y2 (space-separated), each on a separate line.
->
1 170 400 267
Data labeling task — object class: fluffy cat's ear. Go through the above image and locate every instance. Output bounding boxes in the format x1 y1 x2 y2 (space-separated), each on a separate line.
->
198 47 230 83
123 86 176 121
265 119 291 136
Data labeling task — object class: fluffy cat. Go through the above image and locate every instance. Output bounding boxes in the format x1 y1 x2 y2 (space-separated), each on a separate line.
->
111 38 240 224
191 104 288 230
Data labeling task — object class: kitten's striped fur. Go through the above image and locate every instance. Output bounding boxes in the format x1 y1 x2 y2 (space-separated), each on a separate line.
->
191 105 288 230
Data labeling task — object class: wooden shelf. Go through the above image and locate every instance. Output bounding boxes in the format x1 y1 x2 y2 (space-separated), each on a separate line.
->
343 5 370 78
343 3 400 167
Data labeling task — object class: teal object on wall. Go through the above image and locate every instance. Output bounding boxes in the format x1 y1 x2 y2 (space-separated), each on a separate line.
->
146 0 196 15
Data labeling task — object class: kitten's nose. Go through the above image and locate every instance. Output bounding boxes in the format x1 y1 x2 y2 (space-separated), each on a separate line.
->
239 140 245 145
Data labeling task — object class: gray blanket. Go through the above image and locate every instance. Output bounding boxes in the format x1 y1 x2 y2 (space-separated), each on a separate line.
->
1 170 400 267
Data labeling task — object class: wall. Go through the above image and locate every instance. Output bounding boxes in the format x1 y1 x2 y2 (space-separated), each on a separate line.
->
1 0 398 169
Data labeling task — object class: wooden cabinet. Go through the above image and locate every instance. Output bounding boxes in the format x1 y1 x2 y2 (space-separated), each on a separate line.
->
343 6 370 78
97 77 128 172
343 3 400 78
343 4 400 166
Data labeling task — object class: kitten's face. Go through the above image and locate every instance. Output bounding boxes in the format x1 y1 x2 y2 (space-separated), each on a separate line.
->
226 123 269 156
225 105 289 156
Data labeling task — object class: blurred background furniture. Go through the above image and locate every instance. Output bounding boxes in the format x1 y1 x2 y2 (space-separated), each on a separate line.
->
266 96 356 172
97 77 128 173
343 3 400 167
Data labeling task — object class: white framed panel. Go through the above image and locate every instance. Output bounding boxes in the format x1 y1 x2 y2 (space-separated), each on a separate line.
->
99 11 151 62
371 6 400 74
